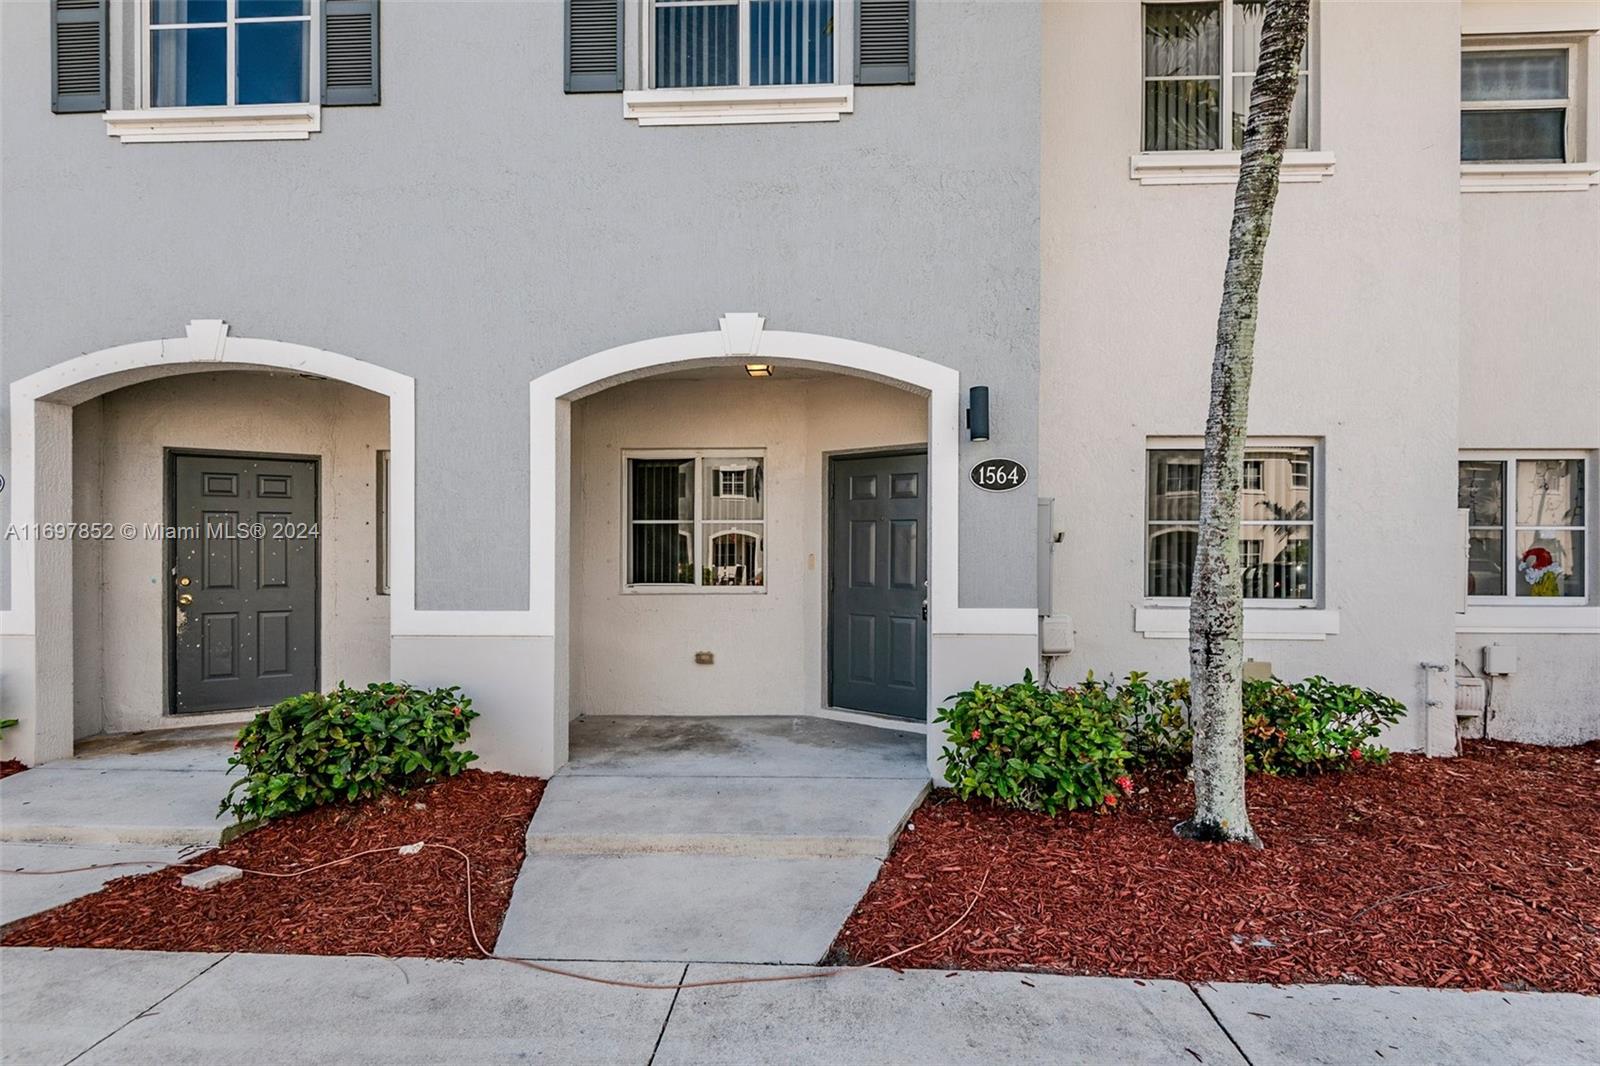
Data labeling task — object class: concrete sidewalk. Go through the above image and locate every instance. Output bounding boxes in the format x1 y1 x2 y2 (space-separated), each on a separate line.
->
3 948 1595 1065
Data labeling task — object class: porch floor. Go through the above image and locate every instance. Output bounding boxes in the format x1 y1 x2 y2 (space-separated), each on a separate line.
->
494 716 930 964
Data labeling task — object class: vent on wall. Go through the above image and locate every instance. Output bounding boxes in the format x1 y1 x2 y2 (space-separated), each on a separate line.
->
857 0 914 85
52 0 107 114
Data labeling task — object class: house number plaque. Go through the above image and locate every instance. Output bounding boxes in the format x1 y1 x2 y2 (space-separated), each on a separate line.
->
970 458 1028 492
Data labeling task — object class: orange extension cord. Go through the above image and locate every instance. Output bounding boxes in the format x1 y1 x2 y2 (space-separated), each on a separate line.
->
2 845 990 991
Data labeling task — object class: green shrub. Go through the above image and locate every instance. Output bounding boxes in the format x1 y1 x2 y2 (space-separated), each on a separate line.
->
937 671 1135 814
1120 672 1193 767
1240 676 1404 774
220 682 478 823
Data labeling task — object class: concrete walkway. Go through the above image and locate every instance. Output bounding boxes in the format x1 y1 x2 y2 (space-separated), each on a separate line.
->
0 726 234 924
3 947 1595 1065
495 716 928 964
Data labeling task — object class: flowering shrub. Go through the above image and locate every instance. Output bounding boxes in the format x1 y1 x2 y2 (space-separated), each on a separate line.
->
220 682 478 823
1240 676 1404 775
938 671 1407 814
937 671 1135 814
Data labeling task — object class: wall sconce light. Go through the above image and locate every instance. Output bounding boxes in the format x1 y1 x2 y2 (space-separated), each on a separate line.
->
967 386 990 442
744 363 773 378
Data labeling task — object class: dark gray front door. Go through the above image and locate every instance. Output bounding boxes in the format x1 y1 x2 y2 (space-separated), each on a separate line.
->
171 454 319 715
829 451 928 719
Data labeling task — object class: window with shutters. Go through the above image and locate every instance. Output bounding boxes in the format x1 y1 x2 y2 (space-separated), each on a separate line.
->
102 0 377 141
615 0 913 125
625 452 766 592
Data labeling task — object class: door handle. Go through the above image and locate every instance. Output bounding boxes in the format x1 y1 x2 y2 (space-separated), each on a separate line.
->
177 593 193 606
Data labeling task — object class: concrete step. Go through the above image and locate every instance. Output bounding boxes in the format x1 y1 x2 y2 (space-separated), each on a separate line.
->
524 775 928 859
493 852 883 964
0 767 230 847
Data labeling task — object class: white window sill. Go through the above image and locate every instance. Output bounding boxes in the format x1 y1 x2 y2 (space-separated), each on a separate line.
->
1134 604 1342 641
105 104 321 144
622 84 853 127
1129 150 1337 186
1460 162 1600 193
1457 604 1600 634
622 585 767 595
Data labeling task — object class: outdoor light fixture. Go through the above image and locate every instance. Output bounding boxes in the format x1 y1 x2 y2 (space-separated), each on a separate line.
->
967 386 990 442
744 363 772 378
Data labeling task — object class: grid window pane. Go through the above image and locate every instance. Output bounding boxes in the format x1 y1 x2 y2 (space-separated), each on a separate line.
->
654 1 739 88
1145 78 1222 151
1232 72 1309 149
704 525 764 586
1458 460 1505 525
237 0 308 16
1515 530 1584 598
1146 446 1315 600
1145 3 1220 76
1516 459 1584 527
632 459 694 521
237 20 309 104
1467 531 1506 596
631 522 696 585
1143 2 1222 150
150 27 227 107
150 0 226 24
1462 109 1566 162
1462 49 1567 102
750 0 834 86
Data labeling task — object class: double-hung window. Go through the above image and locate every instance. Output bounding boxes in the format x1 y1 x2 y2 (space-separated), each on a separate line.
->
1146 445 1316 601
1460 46 1573 163
147 0 313 108
627 453 766 590
1459 456 1587 599
1142 0 1310 152
649 0 836 89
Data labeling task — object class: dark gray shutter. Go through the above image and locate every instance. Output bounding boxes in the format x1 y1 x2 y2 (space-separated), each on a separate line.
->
566 0 623 93
51 0 107 114
856 0 914 85
323 0 380 106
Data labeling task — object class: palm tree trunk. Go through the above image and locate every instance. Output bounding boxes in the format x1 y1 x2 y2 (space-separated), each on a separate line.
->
1176 0 1311 848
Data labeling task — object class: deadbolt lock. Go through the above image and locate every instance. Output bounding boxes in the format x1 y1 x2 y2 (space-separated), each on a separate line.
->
178 576 192 587
177 593 194 606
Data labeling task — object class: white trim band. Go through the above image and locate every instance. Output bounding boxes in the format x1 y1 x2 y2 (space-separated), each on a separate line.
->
106 104 321 143
1135 605 1342 641
623 84 854 126
1130 150 1337 186
1460 162 1600 193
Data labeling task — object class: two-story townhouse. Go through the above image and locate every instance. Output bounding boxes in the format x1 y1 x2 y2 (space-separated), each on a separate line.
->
1 0 1595 780
1042 0 1598 756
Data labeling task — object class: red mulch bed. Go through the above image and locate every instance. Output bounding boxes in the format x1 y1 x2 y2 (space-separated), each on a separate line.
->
833 741 1600 993
0 760 27 780
2 770 543 957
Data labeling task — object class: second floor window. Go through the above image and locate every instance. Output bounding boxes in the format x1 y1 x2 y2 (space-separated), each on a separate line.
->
650 0 835 89
1461 47 1571 162
1142 0 1310 152
148 0 313 108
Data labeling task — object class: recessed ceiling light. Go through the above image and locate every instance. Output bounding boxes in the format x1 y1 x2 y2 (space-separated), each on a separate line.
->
744 363 773 378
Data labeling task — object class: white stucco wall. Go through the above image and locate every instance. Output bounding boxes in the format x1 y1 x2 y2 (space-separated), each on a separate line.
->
1456 1 1600 743
1039 0 1465 753
71 371 391 734
569 373 927 719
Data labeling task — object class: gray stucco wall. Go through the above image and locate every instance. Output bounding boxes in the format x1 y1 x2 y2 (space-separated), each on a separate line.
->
0 0 1041 612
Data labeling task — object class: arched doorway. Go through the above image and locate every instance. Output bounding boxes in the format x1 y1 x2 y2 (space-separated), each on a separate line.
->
0 321 415 766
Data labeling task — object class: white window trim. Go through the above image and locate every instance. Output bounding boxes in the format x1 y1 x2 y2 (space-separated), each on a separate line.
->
1459 450 1591 607
1134 604 1342 641
625 0 853 125
1460 36 1598 191
1134 0 1323 182
621 448 768 595
107 0 321 143
1143 440 1323 609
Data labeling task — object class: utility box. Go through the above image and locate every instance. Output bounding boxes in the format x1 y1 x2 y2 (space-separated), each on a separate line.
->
1040 615 1074 656
1243 659 1274 681
1483 643 1517 676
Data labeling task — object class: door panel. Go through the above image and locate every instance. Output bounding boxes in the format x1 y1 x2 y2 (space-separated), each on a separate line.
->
829 451 928 719
172 454 318 714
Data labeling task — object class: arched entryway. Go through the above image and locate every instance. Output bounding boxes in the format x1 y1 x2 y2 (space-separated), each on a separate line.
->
0 321 415 766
